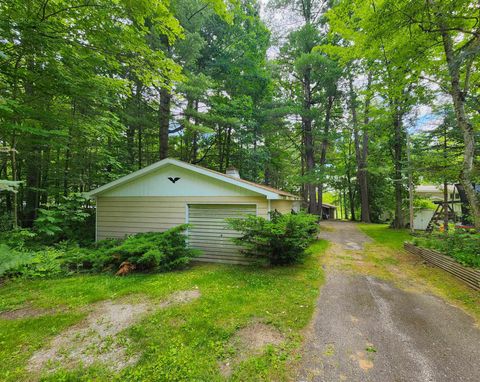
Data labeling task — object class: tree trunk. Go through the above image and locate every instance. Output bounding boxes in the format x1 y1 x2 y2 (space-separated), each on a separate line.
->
440 30 480 229
136 80 143 168
349 76 371 222
24 57 39 225
159 86 171 160
407 132 415 233
443 123 449 232
191 100 199 162
217 126 225 172
302 69 317 214
24 147 40 226
64 121 72 197
392 111 404 228
41 148 50 205
126 118 135 167
225 126 232 169
316 95 334 216
11 136 18 229
343 188 348 220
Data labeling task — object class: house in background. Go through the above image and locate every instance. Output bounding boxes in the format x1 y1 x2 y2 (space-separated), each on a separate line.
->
87 158 301 264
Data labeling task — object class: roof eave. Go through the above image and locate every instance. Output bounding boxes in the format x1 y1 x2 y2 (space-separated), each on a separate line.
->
85 158 172 198
85 158 290 200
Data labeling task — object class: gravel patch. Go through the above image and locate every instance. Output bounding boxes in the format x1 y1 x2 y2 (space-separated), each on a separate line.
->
219 320 284 377
27 289 201 376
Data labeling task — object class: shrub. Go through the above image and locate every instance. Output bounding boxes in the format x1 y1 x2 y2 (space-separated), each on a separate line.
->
0 228 37 250
0 245 64 279
34 193 94 244
0 212 13 232
63 225 199 273
412 229 480 268
227 212 319 265
0 244 32 277
1 225 198 280
60 239 120 273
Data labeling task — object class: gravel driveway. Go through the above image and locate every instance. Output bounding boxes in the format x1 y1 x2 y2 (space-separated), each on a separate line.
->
298 221 480 382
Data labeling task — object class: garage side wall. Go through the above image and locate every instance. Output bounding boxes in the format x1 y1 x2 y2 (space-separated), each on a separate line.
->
96 196 268 240
270 200 294 214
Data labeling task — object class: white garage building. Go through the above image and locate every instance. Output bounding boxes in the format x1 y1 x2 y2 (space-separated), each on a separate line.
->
87 158 301 264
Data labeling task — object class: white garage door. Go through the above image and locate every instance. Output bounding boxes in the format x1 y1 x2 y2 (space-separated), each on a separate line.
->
188 204 256 264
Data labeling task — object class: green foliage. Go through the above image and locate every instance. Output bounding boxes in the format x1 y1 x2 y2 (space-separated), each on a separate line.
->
414 198 436 210
0 244 31 277
412 230 480 268
1 225 197 280
0 245 63 279
0 229 37 251
34 194 93 244
64 225 198 273
0 213 13 232
228 212 319 265
0 180 22 193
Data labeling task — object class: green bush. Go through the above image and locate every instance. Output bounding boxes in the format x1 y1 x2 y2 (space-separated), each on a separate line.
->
227 212 319 265
1 225 198 280
0 244 64 279
0 228 37 250
34 193 94 244
63 225 199 273
412 229 480 268
0 244 32 277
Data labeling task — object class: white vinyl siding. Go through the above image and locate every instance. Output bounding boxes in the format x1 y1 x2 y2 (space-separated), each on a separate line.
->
188 204 256 264
96 196 268 241
99 164 260 197
270 200 294 214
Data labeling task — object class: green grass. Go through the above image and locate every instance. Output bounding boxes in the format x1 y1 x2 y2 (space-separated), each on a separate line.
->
357 223 411 250
356 223 480 323
0 240 328 382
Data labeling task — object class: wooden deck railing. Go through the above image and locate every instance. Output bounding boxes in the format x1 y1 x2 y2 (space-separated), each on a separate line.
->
404 242 480 291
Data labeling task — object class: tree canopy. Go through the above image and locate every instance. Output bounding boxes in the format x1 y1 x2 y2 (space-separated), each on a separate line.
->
1 0 479 229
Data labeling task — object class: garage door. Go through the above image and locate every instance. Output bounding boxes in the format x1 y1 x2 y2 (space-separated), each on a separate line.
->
188 204 256 264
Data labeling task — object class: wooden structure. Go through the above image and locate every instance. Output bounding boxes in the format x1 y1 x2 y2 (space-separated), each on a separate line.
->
425 183 479 231
404 243 480 291
425 201 458 232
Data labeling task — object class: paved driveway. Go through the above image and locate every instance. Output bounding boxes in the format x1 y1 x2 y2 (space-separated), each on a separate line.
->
298 221 480 382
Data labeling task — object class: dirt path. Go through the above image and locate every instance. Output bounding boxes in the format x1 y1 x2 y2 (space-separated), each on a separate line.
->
298 221 480 382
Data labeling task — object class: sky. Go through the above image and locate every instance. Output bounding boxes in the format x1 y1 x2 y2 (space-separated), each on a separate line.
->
257 0 448 134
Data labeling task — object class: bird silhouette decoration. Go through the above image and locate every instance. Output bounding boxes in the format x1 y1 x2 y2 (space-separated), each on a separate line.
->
168 177 180 183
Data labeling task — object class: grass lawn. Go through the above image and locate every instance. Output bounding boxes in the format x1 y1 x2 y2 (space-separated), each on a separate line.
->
357 223 410 250
0 240 327 382
357 224 480 323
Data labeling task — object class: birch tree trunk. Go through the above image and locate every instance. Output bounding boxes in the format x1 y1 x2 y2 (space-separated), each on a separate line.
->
440 30 480 229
